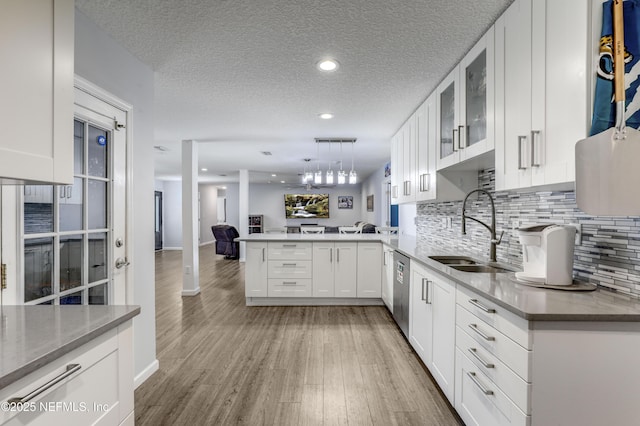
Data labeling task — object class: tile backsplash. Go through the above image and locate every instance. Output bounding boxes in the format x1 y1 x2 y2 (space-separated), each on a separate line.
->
416 169 640 298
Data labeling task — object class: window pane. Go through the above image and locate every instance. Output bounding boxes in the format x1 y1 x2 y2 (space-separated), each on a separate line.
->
60 291 82 305
89 284 108 305
59 178 84 232
60 234 83 292
24 186 54 234
440 83 455 159
89 232 107 283
88 125 108 178
88 180 107 229
24 237 54 302
74 119 84 175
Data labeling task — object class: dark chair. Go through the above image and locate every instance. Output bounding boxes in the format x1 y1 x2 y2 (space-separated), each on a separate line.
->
211 225 240 259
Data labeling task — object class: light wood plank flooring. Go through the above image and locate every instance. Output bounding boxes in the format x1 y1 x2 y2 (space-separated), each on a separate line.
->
135 245 462 425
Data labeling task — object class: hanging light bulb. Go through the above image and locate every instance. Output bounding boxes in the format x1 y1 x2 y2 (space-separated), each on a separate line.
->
338 142 346 184
314 142 322 184
326 142 334 184
349 142 357 184
302 159 313 183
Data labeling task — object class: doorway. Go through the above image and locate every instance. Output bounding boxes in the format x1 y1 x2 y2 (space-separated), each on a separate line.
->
155 191 163 250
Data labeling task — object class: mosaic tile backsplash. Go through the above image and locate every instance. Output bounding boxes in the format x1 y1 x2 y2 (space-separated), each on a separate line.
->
416 169 640 298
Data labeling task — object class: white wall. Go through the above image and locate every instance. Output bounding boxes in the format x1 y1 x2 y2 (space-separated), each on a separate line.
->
162 180 183 249
75 9 157 383
360 163 389 226
199 184 218 244
248 183 363 230
225 183 240 231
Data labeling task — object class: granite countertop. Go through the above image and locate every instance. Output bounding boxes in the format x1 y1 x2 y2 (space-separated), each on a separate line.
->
0 305 140 389
240 233 640 322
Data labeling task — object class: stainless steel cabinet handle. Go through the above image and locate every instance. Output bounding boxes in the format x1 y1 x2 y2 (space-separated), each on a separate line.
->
458 125 465 149
467 371 494 395
392 185 398 198
468 299 496 313
282 281 297 286
403 180 411 196
518 136 527 170
262 247 265 262
282 263 297 267
282 244 297 248
468 348 495 369
383 251 387 266
468 324 495 341
419 173 430 192
337 248 340 263
452 128 458 152
330 248 333 263
8 364 82 404
531 130 541 167
421 278 426 301
424 279 432 304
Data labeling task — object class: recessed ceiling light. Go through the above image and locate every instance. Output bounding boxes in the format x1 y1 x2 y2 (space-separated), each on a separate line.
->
280 180 285 184
318 113 334 120
271 174 277 177
317 59 339 72
201 168 208 172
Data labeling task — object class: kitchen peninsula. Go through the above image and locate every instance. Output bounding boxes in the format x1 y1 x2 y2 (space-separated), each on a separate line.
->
240 233 640 425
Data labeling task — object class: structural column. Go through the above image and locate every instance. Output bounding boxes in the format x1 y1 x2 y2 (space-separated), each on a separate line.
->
181 140 200 296
239 169 249 261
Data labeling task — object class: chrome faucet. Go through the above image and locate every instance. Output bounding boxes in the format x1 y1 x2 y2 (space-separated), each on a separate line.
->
461 189 504 262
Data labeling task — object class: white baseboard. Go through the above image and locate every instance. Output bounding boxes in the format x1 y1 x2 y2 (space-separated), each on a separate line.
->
161 247 182 251
245 297 385 306
181 287 201 296
134 359 159 389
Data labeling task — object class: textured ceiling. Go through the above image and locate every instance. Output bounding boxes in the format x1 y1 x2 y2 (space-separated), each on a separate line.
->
76 0 513 184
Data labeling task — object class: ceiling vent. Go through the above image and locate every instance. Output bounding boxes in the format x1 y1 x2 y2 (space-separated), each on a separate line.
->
260 151 272 156
153 145 169 152
314 138 357 144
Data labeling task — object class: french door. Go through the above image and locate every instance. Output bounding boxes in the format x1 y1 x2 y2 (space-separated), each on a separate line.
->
20 85 128 305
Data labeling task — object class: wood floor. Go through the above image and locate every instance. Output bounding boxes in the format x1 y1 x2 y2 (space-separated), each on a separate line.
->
135 245 462 425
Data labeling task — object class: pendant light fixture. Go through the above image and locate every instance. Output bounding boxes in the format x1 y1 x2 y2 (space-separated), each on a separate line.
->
314 142 322 184
349 142 357 184
338 142 346 184
326 142 334 184
302 159 313 183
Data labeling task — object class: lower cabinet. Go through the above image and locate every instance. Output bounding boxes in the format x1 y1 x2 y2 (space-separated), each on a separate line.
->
245 242 268 297
381 245 395 311
0 322 134 426
312 242 358 297
409 261 456 402
356 243 382 298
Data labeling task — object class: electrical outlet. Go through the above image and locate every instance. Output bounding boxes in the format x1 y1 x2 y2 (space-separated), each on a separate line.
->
569 223 582 245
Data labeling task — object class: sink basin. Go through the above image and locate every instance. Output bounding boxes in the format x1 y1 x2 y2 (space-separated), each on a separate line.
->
449 264 511 273
429 256 478 265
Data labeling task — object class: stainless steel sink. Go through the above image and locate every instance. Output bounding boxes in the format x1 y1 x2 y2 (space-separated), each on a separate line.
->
449 264 511 273
429 256 478 265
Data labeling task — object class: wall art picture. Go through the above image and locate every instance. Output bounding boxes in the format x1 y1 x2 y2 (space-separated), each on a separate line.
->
337 196 353 209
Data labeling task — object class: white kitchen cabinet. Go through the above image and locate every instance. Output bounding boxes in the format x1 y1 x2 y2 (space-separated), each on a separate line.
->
0 0 74 185
356 243 382 298
495 0 588 191
381 245 395 311
0 322 134 426
409 261 456 403
390 133 400 203
437 28 495 171
245 242 268 297
312 242 358 298
415 96 435 202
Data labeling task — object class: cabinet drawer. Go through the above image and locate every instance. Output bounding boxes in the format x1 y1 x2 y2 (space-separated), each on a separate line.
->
456 286 530 349
0 328 119 425
455 348 530 426
456 305 531 382
268 279 312 297
457 325 531 414
268 260 312 279
267 242 312 260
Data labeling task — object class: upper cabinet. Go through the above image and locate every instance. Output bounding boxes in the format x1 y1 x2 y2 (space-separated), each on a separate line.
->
0 0 74 185
437 28 495 170
494 0 589 191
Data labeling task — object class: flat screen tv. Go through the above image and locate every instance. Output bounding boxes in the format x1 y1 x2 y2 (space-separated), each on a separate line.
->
284 194 329 219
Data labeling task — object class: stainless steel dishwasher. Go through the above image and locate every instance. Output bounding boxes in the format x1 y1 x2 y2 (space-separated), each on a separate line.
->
393 251 410 337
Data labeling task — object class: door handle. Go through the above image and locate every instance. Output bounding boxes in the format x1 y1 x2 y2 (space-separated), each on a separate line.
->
8 364 82 404
531 130 541 167
115 257 130 269
518 135 527 170
452 128 458 152
458 125 465 149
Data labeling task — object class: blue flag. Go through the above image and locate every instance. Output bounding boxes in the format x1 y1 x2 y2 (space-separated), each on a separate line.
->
591 0 640 135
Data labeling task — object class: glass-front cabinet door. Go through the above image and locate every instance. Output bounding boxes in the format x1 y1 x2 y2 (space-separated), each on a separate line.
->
459 27 494 161
436 67 459 170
